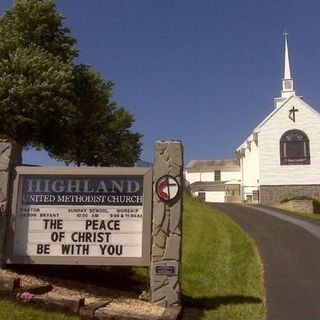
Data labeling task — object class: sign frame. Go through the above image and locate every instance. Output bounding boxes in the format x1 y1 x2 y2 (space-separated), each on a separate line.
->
5 166 153 266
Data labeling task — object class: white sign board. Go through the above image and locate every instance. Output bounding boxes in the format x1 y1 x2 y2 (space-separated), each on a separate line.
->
6 167 152 266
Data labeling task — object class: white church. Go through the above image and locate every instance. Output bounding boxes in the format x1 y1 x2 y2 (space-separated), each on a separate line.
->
185 35 320 205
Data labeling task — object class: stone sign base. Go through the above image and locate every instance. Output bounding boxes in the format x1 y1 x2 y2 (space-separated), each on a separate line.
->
150 141 183 307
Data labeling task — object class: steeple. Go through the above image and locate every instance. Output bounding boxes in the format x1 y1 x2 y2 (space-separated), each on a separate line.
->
281 33 295 96
274 33 296 108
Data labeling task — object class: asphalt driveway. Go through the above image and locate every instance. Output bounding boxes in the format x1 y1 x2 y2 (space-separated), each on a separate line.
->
211 203 320 320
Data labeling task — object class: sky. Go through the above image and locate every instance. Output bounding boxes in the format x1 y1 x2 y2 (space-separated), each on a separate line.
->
1 0 320 166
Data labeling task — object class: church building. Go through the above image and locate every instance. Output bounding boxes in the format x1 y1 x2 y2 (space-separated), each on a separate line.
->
185 35 320 205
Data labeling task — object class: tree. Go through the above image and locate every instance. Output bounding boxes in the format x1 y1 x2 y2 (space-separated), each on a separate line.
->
0 45 74 147
0 0 142 166
0 0 78 61
47 65 142 167
0 0 77 149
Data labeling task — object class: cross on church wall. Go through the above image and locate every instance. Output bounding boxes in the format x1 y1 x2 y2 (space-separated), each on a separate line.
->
289 106 298 122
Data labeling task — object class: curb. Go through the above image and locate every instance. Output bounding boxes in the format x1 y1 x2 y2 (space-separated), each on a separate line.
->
93 305 181 320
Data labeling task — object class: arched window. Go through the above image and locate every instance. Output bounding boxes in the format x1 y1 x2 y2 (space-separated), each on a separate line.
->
280 129 310 165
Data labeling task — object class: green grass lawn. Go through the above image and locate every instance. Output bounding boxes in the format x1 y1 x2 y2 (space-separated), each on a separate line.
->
0 196 265 320
0 299 79 320
285 210 320 220
299 213 320 220
182 196 266 319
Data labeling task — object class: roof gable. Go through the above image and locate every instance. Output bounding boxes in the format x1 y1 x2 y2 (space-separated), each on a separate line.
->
254 95 320 133
237 94 320 152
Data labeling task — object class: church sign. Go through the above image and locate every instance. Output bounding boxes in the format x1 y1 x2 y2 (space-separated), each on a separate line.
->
5 166 152 266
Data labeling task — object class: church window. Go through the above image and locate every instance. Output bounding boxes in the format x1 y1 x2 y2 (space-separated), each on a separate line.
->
280 130 310 165
214 170 221 181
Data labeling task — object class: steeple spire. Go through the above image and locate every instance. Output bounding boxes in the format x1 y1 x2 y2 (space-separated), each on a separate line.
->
284 33 291 79
281 32 295 97
274 33 296 108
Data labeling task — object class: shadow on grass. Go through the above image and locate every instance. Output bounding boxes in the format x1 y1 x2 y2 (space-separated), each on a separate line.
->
181 294 263 319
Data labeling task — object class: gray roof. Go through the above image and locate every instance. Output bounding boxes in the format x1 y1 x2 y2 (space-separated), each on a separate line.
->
190 181 226 192
186 159 239 169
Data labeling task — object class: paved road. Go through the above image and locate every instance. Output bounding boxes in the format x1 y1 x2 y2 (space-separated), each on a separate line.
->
211 203 320 320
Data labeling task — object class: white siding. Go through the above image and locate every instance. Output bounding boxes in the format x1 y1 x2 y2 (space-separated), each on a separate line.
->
193 191 225 202
201 172 215 181
203 191 225 203
241 139 260 190
185 170 240 184
185 171 202 184
259 96 320 185
222 171 241 181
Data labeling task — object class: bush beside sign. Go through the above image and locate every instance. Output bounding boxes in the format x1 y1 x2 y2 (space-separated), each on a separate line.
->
5 166 152 266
